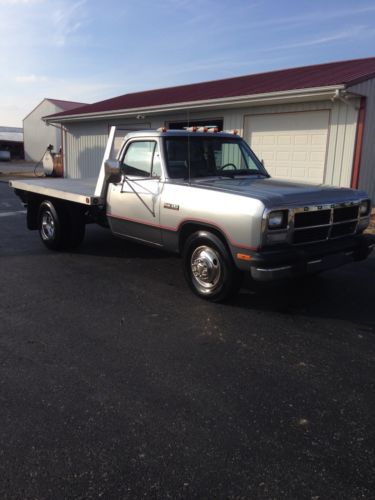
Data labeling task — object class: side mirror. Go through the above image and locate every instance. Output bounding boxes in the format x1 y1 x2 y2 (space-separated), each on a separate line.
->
105 159 121 174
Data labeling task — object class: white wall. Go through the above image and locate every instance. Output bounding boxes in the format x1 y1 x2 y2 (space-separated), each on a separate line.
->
63 120 155 179
62 99 360 188
63 121 108 179
62 109 246 179
349 78 375 202
23 100 61 162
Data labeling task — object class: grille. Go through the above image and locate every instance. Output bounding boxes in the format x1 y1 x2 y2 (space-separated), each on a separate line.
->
333 206 359 222
331 222 357 238
292 204 359 244
294 227 329 244
295 210 330 228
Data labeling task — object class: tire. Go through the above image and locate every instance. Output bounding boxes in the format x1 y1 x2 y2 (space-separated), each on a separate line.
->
38 200 85 251
182 231 242 302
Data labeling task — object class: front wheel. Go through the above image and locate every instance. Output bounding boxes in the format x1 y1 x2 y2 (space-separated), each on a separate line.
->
182 231 242 301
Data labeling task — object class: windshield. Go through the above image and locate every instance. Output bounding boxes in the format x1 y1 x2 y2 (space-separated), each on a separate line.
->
164 136 268 179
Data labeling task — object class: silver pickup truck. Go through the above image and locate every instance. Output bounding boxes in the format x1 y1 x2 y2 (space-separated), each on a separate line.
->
10 127 374 301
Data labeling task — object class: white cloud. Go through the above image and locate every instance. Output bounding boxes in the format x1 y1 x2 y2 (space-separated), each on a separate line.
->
0 0 44 4
51 0 88 47
262 25 373 51
15 74 48 83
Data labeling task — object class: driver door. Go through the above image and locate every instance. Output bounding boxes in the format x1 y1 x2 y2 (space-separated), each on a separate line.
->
107 139 163 245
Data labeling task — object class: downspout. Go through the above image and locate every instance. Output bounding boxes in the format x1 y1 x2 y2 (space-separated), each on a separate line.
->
351 96 366 189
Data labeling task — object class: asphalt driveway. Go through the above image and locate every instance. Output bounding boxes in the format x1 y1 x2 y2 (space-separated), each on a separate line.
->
0 182 374 499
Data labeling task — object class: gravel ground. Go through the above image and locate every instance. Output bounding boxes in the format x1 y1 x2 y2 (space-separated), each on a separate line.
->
0 160 37 174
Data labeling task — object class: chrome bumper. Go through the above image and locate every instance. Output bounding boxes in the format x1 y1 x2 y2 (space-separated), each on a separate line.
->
250 235 374 282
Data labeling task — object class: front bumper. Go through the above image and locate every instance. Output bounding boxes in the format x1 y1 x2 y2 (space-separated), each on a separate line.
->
249 234 375 282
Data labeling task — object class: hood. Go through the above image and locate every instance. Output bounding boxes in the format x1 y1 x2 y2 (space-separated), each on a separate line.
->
190 176 367 207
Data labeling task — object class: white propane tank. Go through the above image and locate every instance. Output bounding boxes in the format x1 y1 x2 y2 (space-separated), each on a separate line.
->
42 150 54 176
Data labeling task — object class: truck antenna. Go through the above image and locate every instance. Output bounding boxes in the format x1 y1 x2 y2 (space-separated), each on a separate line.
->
187 109 191 185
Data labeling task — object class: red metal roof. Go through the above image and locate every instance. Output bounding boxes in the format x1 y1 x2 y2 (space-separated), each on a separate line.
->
48 57 375 120
47 98 87 111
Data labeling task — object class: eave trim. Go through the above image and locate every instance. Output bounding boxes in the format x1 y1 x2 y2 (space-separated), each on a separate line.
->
43 85 346 124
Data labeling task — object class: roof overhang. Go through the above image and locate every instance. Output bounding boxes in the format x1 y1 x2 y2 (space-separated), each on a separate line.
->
44 85 346 124
0 134 24 142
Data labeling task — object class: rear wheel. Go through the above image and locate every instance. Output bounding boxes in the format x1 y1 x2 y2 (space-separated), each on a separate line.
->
182 231 242 301
38 200 85 251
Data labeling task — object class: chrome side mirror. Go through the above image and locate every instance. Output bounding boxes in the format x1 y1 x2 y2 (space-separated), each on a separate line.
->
105 159 121 174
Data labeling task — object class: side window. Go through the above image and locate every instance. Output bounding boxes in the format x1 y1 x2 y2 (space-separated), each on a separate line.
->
122 141 161 177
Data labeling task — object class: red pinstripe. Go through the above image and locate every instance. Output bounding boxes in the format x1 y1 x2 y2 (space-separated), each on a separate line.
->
106 212 258 251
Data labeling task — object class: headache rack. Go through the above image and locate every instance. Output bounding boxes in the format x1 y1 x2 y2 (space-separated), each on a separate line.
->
292 203 362 244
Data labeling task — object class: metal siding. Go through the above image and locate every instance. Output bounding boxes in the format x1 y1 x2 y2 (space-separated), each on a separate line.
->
324 104 339 185
349 78 375 202
64 119 155 178
223 109 245 135
331 102 349 186
340 103 358 187
63 112 244 179
23 100 62 161
64 122 108 179
63 98 360 187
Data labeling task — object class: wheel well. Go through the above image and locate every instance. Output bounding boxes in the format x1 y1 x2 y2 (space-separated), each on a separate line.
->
27 195 86 230
178 222 230 253
26 193 43 230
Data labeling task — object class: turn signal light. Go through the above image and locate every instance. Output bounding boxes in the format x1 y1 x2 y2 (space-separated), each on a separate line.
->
236 253 252 261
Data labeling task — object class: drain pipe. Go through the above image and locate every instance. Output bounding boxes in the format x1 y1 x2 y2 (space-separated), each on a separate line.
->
351 96 366 189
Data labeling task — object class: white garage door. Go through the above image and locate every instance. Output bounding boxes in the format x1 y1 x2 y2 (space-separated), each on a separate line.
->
245 110 330 183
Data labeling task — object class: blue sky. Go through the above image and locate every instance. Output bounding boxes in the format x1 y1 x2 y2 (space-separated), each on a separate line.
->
1 0 375 126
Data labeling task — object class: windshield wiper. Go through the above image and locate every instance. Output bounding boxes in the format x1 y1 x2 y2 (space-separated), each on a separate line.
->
233 169 265 176
218 171 235 178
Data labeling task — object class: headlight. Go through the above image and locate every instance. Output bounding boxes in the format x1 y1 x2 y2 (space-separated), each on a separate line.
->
268 210 288 229
359 200 370 216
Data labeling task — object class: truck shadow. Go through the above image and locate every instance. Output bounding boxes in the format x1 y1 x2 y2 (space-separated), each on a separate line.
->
232 260 375 330
81 225 375 328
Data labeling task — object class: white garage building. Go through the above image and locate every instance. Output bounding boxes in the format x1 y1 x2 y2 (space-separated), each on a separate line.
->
45 57 375 201
24 98 86 161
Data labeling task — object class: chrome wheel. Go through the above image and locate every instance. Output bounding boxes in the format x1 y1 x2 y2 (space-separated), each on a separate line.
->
183 231 243 301
191 245 222 292
41 210 55 241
